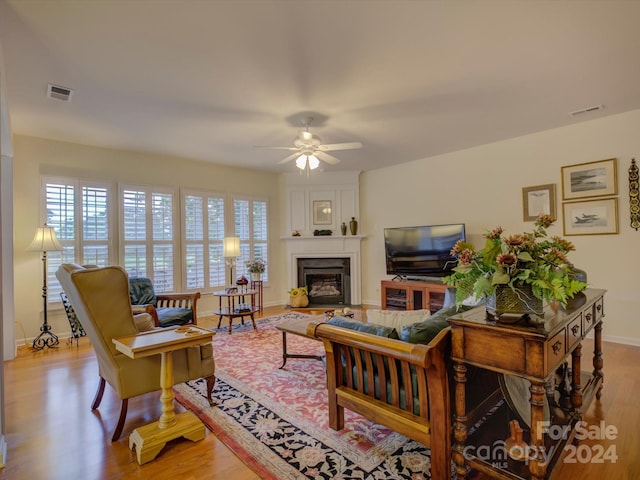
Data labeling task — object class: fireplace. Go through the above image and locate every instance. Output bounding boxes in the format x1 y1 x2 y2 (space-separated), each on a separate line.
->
285 236 363 306
297 257 351 306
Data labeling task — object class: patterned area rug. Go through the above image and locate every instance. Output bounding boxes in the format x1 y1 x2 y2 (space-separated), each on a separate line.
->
174 311 437 479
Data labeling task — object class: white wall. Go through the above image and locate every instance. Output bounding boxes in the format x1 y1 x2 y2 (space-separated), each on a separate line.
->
361 109 640 345
0 36 12 467
13 135 283 343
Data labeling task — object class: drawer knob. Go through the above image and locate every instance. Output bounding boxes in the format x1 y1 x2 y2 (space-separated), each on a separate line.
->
585 313 592 323
596 304 602 312
552 340 563 355
571 325 580 336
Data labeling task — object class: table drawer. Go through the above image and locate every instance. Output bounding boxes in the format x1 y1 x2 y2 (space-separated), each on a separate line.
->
582 296 604 335
594 297 604 322
567 315 582 348
547 329 566 372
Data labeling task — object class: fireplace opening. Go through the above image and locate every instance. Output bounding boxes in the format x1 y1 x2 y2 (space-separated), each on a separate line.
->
297 258 351 306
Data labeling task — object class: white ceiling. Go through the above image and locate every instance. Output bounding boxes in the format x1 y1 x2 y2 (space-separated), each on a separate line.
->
2 0 640 173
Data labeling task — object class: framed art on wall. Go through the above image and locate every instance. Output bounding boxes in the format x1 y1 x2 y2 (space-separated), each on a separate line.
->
561 158 617 200
562 198 619 236
312 200 332 225
522 183 556 221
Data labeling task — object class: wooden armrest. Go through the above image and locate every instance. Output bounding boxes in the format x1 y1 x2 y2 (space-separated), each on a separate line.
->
131 304 160 326
307 322 451 368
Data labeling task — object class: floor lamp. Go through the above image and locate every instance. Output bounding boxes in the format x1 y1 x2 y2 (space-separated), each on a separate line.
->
223 236 240 291
28 225 63 350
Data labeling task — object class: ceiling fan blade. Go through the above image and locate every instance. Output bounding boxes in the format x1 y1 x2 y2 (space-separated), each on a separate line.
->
319 142 363 151
254 145 300 151
315 151 341 165
278 152 302 164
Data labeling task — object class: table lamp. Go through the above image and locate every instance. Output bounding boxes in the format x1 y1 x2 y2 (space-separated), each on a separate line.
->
223 236 240 289
28 224 63 350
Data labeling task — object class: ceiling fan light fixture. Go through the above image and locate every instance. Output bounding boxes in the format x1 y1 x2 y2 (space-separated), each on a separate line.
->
308 155 320 170
296 155 307 170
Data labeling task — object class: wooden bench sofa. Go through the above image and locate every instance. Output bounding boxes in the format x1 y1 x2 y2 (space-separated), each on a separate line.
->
307 320 454 479
308 308 500 480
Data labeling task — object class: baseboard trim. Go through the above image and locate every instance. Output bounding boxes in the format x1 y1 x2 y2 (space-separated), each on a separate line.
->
602 334 640 347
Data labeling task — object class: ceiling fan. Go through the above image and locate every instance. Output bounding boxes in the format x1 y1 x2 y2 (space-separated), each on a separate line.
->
256 117 362 170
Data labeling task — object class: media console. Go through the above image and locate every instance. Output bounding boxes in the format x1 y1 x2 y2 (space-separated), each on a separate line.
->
381 278 448 314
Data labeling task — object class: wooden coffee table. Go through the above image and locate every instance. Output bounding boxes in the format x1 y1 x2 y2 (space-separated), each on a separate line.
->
275 316 325 369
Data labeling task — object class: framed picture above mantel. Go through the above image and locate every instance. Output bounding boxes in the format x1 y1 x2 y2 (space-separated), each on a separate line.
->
561 158 618 200
312 200 332 225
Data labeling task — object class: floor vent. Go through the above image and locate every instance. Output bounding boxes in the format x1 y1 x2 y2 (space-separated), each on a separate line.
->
47 84 74 102
569 104 603 117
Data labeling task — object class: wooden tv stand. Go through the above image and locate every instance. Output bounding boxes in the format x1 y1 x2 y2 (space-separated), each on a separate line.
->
381 278 448 314
448 288 606 480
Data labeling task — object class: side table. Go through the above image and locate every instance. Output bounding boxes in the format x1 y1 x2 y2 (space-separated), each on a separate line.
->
213 289 259 333
448 288 605 480
113 326 214 464
250 280 264 313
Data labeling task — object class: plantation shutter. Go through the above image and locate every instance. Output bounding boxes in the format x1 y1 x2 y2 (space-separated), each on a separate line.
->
43 178 112 302
233 197 269 282
121 186 176 292
183 190 226 290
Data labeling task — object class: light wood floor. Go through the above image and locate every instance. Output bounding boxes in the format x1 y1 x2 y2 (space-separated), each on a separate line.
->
2 305 639 479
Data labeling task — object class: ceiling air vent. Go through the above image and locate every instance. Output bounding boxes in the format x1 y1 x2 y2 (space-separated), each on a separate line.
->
47 84 73 102
569 104 603 117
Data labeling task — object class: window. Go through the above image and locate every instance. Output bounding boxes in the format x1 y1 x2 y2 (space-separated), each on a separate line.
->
42 177 112 302
182 190 226 290
120 185 176 292
40 176 264 298
233 197 269 282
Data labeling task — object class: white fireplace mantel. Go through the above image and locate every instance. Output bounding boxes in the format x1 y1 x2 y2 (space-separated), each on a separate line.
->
283 235 364 305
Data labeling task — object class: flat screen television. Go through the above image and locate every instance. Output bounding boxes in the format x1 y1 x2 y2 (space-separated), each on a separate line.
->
384 223 465 277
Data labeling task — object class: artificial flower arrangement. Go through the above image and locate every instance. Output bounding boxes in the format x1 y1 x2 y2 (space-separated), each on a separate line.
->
443 214 587 309
288 286 308 297
245 258 266 274
288 286 309 307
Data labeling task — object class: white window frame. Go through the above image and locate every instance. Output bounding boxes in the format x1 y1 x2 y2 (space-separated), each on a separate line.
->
40 175 115 304
119 184 178 293
232 195 269 283
181 188 227 291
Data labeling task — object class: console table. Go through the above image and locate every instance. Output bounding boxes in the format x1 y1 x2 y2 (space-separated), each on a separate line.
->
213 289 259 333
448 288 605 480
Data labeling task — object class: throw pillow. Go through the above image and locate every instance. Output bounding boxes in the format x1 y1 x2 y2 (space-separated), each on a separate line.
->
327 316 400 339
400 305 472 344
133 313 156 332
366 309 431 331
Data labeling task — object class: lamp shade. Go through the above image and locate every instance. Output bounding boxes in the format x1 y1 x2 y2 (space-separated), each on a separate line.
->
223 236 240 258
27 226 63 252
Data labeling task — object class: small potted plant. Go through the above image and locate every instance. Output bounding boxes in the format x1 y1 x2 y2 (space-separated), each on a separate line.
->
245 258 265 281
443 214 587 318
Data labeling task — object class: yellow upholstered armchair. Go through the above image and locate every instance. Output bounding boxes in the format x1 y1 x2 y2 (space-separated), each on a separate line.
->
56 264 215 441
